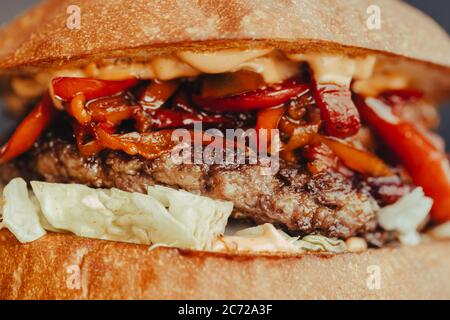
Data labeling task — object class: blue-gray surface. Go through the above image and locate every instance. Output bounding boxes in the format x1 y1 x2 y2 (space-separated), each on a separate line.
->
1 0 449 145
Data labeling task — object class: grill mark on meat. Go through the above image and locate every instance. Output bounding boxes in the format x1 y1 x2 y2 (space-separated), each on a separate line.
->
7 135 379 239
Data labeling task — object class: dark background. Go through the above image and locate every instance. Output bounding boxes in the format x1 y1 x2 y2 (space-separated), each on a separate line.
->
1 0 449 141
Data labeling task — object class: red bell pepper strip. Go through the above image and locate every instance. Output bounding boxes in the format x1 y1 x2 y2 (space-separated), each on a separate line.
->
379 89 424 106
312 135 393 177
147 109 230 130
302 141 354 178
192 78 310 113
356 95 450 223
256 106 286 152
73 122 105 156
87 93 138 127
67 94 91 125
312 83 361 138
140 80 179 109
93 124 177 160
52 77 138 101
0 94 55 164
134 106 231 132
136 85 231 131
279 124 319 163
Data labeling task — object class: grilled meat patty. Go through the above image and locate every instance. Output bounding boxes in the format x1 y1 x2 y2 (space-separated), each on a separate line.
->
2 132 380 239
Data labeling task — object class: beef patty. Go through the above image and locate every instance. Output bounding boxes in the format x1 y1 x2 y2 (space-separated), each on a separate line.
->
2 133 380 239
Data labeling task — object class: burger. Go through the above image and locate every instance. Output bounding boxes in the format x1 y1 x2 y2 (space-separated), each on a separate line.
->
0 0 450 300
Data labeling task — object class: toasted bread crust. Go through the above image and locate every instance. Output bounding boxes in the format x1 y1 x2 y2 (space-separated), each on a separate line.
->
1 229 449 300
0 0 449 102
0 0 449 71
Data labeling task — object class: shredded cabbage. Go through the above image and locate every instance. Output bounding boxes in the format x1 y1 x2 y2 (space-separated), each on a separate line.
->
1 178 46 242
297 235 347 253
147 185 232 249
214 223 347 253
378 187 432 245
1 178 233 250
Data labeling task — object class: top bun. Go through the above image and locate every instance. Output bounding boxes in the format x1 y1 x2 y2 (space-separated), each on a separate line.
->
0 0 449 99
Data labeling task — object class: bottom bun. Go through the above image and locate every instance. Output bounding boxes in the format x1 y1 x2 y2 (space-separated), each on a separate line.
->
0 229 449 300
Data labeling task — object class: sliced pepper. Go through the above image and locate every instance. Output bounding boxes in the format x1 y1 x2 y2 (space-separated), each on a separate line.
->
302 142 353 177
280 124 321 163
356 95 450 223
256 106 286 152
87 93 137 127
140 80 179 109
93 124 176 160
67 93 91 125
192 78 310 113
52 77 138 101
147 109 230 130
0 94 55 164
136 85 231 132
312 82 361 138
73 122 105 156
312 135 393 177
379 89 424 105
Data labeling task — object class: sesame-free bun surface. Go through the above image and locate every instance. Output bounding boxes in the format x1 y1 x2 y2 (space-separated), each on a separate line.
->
0 0 449 101
0 0 449 70
0 229 450 300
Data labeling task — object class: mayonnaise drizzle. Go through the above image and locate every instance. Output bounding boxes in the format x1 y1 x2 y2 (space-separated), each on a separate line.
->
10 50 383 109
213 223 299 253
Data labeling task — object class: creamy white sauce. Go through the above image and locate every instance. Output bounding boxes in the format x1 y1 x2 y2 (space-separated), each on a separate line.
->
11 49 420 125
213 223 299 253
352 72 410 97
213 223 348 254
10 50 380 102
289 54 354 86
354 56 377 80
151 56 199 80
177 49 271 74
85 62 155 80
288 54 376 86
